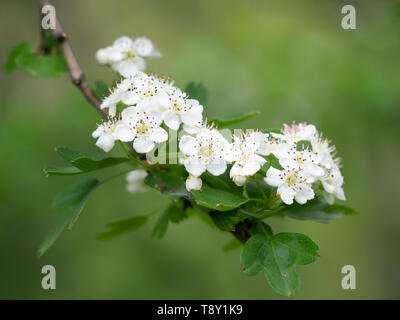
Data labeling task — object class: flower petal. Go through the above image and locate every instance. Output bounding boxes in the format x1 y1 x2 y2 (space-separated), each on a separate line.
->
133 137 155 153
184 157 206 176
163 110 180 130
96 134 115 152
149 127 168 143
206 161 227 176
265 167 283 187
179 135 198 156
114 123 135 142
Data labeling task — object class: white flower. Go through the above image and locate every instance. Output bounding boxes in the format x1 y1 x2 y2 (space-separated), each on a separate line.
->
92 117 135 152
123 72 172 112
311 133 337 170
311 133 345 201
320 164 346 202
160 88 203 130
100 78 135 117
96 36 161 77
126 169 148 193
272 121 316 144
265 166 314 205
185 174 202 191
278 145 325 182
255 133 291 159
121 106 168 153
179 126 230 177
226 132 266 186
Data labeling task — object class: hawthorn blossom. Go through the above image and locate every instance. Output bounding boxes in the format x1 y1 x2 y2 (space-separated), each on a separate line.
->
185 174 202 191
121 106 168 153
160 88 203 131
278 145 325 182
126 169 148 193
92 117 135 152
100 78 135 117
226 132 266 186
272 121 316 144
265 166 314 205
179 126 230 177
122 72 172 112
311 133 346 201
96 36 161 77
255 133 290 159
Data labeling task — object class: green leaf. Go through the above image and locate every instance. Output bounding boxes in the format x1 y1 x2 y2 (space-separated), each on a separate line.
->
241 228 319 296
95 80 110 99
210 111 260 128
191 185 248 212
208 210 237 231
153 202 188 239
144 169 190 200
5 42 31 71
223 238 242 251
17 53 67 78
98 216 148 241
37 178 99 257
53 146 130 173
44 166 84 176
280 194 355 223
184 82 207 105
273 233 319 265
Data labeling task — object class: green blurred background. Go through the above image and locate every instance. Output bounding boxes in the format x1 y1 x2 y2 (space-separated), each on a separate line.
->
1 0 399 299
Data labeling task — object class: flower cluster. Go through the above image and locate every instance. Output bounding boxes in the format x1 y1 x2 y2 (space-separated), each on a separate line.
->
93 37 346 206
96 36 161 77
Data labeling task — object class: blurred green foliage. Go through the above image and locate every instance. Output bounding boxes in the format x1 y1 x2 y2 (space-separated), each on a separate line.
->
1 0 399 299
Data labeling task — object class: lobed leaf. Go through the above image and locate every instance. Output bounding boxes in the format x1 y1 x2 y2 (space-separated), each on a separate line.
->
37 178 100 257
98 216 148 241
152 201 188 239
280 194 357 223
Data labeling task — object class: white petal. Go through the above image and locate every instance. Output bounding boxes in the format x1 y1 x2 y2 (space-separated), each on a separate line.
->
114 123 135 142
304 163 325 178
149 127 168 143
265 167 283 187
181 110 203 127
163 110 180 130
185 175 202 191
279 186 296 205
117 60 140 78
206 162 227 176
242 160 261 176
335 187 346 201
232 175 247 186
96 134 115 152
132 37 154 56
179 135 198 156
113 36 133 50
184 157 206 176
107 47 125 62
92 126 104 138
294 185 315 204
133 137 155 153
96 49 109 64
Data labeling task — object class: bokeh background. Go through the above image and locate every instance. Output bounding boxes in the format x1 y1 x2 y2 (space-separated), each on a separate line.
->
1 0 399 299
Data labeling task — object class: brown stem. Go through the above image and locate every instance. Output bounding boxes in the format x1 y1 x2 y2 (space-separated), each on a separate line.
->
39 0 106 118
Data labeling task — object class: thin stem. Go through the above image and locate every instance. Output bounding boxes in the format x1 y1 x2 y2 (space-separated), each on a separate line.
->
255 179 268 201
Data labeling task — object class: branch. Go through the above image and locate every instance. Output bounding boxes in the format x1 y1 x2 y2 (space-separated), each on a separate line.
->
38 0 252 245
39 0 106 118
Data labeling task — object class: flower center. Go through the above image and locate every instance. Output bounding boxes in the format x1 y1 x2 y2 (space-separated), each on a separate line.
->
136 121 149 136
125 51 137 59
286 174 298 187
142 90 154 99
198 145 212 159
172 102 181 112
